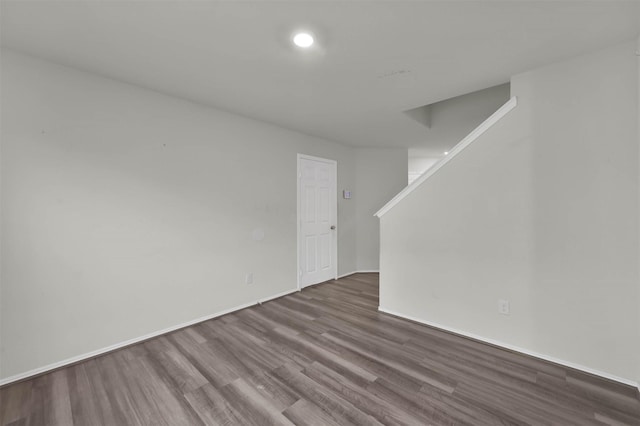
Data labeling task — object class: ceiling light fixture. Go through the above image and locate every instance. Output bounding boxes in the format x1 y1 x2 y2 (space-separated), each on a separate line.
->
293 32 314 48
444 151 449 155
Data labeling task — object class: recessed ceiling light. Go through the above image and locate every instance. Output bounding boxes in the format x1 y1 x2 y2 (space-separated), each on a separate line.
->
444 151 449 155
293 32 314 48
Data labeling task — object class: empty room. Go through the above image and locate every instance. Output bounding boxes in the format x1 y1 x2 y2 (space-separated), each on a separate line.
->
1 1 640 425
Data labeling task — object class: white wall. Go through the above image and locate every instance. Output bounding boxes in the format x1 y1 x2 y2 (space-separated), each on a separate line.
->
354 149 408 272
408 84 510 183
0 49 364 380
637 34 640 386
408 83 510 158
408 157 439 185
380 41 639 383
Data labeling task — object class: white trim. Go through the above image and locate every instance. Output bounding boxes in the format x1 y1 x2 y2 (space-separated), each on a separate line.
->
0 288 297 387
297 153 337 165
378 307 639 389
297 153 338 290
375 96 518 218
337 270 380 279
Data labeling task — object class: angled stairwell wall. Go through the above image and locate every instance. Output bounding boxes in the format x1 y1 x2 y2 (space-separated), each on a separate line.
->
377 40 639 385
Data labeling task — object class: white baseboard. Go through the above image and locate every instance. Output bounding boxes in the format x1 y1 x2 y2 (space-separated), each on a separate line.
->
378 307 639 389
0 288 298 387
337 270 379 279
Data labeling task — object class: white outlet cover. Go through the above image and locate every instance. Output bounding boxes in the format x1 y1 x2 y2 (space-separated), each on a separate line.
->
245 273 254 285
498 299 510 315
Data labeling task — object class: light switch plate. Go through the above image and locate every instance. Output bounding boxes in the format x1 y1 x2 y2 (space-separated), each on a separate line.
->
498 299 510 315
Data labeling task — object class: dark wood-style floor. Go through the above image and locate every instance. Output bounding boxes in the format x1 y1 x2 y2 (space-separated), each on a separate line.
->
2 273 639 425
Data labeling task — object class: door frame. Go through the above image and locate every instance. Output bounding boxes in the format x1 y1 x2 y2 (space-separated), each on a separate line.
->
296 153 338 291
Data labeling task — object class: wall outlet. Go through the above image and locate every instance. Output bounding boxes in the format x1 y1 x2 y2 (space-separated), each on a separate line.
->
498 299 510 315
245 272 253 285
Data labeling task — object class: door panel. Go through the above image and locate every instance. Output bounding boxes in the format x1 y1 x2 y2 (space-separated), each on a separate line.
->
299 156 337 288
320 234 330 269
304 186 315 222
305 236 317 273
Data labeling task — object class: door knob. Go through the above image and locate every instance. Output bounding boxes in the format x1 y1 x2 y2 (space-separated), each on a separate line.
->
330 225 336 230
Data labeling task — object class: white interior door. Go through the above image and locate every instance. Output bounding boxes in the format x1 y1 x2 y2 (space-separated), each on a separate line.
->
298 155 337 288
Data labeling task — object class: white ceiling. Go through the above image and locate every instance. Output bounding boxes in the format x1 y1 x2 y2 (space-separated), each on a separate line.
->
2 1 639 148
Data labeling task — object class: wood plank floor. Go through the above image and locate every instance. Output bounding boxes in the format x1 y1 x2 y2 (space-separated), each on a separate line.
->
2 273 639 425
